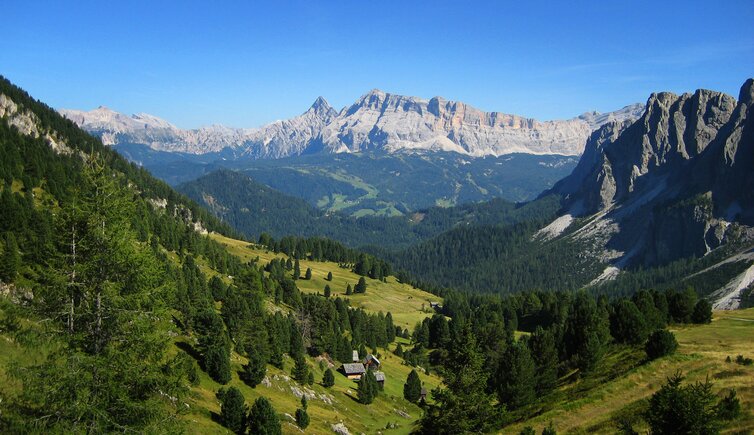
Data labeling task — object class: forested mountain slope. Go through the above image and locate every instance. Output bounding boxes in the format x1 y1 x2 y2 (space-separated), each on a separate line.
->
391 81 754 303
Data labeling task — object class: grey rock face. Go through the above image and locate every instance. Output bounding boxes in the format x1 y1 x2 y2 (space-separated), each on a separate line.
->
60 91 643 158
547 79 754 269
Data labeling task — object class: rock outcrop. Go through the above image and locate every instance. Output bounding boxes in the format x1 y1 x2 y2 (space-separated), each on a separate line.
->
547 79 754 269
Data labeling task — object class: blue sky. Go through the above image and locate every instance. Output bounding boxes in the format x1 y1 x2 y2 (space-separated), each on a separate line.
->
2 0 753 129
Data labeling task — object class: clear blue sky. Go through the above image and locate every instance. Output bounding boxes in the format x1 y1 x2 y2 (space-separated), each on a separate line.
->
2 0 753 129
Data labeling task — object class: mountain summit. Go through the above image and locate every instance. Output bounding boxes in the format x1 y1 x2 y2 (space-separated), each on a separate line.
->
60 91 643 158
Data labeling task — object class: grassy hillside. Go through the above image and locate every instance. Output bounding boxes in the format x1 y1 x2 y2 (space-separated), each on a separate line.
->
177 338 442 434
210 232 443 330
508 308 754 434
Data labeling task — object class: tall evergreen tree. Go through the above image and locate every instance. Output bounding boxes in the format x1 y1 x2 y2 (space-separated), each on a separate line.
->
358 369 379 404
418 325 501 434
248 397 281 435
610 299 648 344
220 387 247 434
355 276 367 294
324 284 331 298
345 283 352 295
563 291 611 373
240 350 267 388
327 271 333 281
528 326 559 394
304 267 312 280
403 369 422 403
496 340 537 409
293 259 300 280
0 232 20 283
691 299 712 324
292 353 309 384
322 368 335 387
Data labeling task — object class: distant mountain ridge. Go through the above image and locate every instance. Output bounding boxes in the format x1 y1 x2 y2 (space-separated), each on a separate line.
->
60 91 643 158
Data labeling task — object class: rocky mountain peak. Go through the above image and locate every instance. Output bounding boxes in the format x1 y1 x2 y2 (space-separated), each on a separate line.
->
739 78 754 104
306 96 337 119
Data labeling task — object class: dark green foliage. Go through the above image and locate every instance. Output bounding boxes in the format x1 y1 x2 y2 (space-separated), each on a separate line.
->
196 310 232 384
292 353 309 384
327 271 333 281
610 299 649 344
668 288 697 323
345 283 352 295
563 291 611 373
293 259 300 280
644 373 725 434
304 267 312 280
404 369 422 403
519 427 536 435
734 355 753 366
322 368 335 387
691 299 713 324
716 390 741 421
496 340 537 409
324 284 331 298
418 325 501 434
295 407 309 429
220 387 247 434
528 326 559 394
248 396 281 435
645 330 678 360
354 276 367 294
307 371 314 385
240 350 267 388
358 369 379 404
0 232 20 283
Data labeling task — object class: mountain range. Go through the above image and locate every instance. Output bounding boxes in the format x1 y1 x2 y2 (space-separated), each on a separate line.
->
60 90 643 158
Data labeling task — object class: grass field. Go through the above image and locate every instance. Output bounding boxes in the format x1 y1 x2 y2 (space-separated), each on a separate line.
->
507 308 754 434
209 232 443 330
179 338 442 434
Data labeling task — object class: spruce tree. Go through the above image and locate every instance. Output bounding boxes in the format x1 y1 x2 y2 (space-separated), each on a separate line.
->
0 232 20 283
645 329 678 360
295 407 309 429
345 283 352 295
322 368 335 387
528 326 558 394
292 353 309 384
496 340 537 409
327 271 333 281
240 350 267 388
403 369 422 403
610 299 648 344
304 267 312 280
358 369 378 404
355 276 367 293
691 299 712 324
293 259 300 280
248 396 281 435
418 325 501 433
324 284 331 298
220 386 247 434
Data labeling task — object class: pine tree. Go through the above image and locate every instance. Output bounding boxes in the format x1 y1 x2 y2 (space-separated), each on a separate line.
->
292 353 309 384
645 329 678 360
293 259 300 280
324 284 331 298
563 291 611 373
355 276 367 294
418 325 501 433
304 267 312 280
644 372 724 434
528 326 558 394
358 369 378 404
295 407 309 429
610 299 648 344
322 368 335 387
496 340 537 409
345 283 352 295
240 350 267 388
248 396 281 435
327 271 333 281
0 232 20 283
403 369 422 403
220 386 247 434
691 299 712 324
